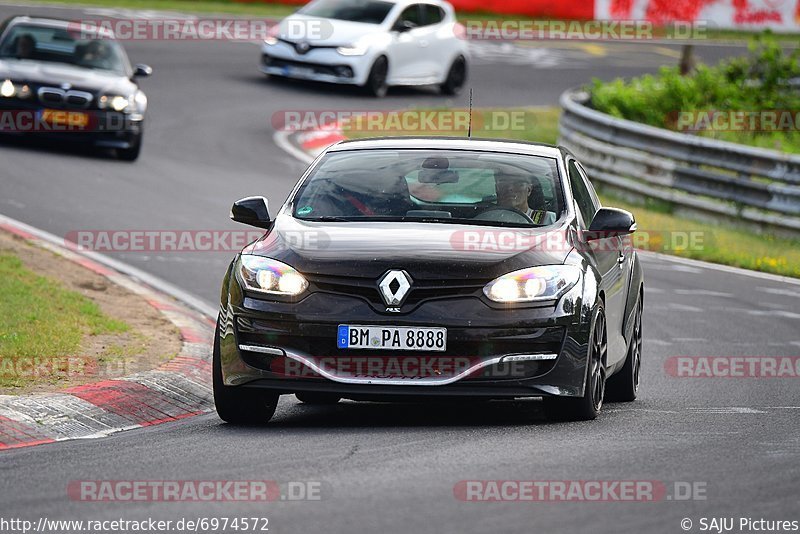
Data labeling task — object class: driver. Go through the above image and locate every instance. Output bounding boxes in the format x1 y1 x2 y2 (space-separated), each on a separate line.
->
495 169 534 217
79 39 112 68
494 169 556 225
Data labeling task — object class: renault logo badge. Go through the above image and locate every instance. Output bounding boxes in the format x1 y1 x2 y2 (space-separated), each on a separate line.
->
378 270 412 308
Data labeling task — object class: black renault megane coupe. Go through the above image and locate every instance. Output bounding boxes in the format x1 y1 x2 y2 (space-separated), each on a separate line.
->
215 138 644 422
0 16 151 160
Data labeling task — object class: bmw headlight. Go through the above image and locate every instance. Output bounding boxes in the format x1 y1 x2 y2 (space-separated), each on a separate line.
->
238 255 308 296
483 265 581 303
0 80 32 99
1 79 15 97
98 94 134 113
336 43 369 56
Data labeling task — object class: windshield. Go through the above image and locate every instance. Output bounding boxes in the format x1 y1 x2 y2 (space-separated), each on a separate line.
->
298 0 395 24
0 24 130 75
292 149 564 228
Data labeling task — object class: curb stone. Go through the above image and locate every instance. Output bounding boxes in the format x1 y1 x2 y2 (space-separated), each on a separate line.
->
0 214 216 451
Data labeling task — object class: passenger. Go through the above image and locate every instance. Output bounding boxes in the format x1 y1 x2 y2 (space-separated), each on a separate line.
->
15 34 35 59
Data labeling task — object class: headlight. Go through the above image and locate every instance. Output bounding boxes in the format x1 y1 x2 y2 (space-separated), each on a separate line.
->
98 94 133 113
483 265 581 303
1 79 16 98
336 43 369 56
264 36 278 45
238 255 308 296
0 80 32 99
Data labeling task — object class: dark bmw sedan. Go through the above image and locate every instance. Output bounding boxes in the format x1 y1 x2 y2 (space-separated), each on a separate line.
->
216 138 644 422
0 16 151 160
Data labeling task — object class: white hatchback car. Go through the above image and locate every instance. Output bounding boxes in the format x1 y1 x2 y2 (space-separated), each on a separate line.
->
260 0 469 97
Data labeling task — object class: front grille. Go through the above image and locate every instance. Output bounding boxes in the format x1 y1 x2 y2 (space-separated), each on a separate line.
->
36 87 94 109
307 273 488 310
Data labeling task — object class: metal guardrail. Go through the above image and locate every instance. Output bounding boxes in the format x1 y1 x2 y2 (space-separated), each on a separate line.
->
558 88 800 237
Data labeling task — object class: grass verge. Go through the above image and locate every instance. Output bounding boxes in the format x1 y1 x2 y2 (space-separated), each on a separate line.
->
596 193 800 278
0 252 129 389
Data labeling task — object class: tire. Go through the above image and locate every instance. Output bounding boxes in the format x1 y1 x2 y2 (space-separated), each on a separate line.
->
544 301 608 421
213 322 278 424
606 292 643 402
440 56 467 96
117 134 142 161
296 392 341 405
363 56 389 98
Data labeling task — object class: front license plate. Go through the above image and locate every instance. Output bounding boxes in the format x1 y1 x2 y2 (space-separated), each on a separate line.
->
40 109 89 128
287 66 315 78
338 325 447 351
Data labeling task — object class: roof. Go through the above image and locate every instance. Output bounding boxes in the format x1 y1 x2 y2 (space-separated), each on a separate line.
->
327 137 565 158
4 16 116 38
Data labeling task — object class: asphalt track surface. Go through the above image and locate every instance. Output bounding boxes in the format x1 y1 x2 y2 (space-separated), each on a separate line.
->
1 4 799 533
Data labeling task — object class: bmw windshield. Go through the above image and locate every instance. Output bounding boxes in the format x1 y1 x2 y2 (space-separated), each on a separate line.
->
0 24 129 75
291 149 565 227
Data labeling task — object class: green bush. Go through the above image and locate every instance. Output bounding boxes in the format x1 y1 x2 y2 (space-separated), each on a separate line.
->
591 32 800 153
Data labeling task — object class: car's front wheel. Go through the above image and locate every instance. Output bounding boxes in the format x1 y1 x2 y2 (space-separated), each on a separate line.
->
544 302 607 421
213 323 278 424
440 56 467 96
363 56 389 98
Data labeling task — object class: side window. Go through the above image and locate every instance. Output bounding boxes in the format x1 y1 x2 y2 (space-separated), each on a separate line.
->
568 160 598 228
576 162 601 210
394 5 422 30
422 4 444 25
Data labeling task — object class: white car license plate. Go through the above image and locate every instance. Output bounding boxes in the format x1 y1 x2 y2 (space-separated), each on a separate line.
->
286 66 315 78
337 325 447 351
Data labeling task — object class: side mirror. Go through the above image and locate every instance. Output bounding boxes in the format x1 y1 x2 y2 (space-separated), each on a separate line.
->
585 207 636 240
133 64 153 77
231 196 271 228
394 20 417 32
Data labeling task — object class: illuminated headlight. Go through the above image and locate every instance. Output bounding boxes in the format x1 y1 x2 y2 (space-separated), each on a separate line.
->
238 255 308 296
99 94 133 112
483 265 581 303
1 79 15 97
336 43 368 56
264 26 280 45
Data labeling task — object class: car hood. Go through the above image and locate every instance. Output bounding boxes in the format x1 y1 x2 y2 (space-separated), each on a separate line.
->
0 59 135 94
243 215 575 281
277 14 387 47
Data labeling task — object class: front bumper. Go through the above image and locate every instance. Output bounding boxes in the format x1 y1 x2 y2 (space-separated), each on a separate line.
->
260 43 370 85
0 100 143 148
219 276 592 399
